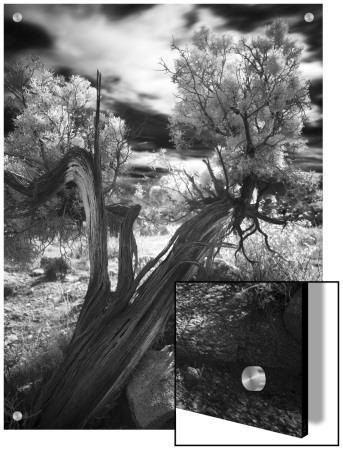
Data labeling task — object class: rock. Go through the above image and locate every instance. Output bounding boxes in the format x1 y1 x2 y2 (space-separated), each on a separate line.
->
63 274 79 283
32 268 45 277
283 288 303 343
126 348 174 429
187 367 201 378
4 334 18 346
210 258 241 281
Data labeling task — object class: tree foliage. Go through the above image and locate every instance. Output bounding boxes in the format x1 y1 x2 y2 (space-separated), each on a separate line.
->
5 56 131 194
160 20 320 258
4 57 132 259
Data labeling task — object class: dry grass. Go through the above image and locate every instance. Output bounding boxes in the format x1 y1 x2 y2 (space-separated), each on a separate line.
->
221 223 322 281
4 273 86 428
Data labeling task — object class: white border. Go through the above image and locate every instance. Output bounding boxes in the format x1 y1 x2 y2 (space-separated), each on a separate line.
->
2 1 342 449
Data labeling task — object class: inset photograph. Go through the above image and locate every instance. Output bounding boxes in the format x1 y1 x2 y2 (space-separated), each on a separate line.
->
176 282 308 438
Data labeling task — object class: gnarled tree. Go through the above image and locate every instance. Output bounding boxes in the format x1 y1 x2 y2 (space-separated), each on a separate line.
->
5 72 235 428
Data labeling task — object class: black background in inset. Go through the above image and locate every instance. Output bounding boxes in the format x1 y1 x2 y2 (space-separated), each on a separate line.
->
174 281 340 446
175 282 307 438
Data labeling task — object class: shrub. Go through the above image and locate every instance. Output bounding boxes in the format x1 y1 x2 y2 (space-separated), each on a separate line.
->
40 256 70 280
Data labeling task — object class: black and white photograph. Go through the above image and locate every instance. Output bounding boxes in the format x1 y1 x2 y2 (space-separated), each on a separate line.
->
4 3 322 430
176 282 308 438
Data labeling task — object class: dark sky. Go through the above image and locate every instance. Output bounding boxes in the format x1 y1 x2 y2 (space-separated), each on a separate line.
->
4 4 323 175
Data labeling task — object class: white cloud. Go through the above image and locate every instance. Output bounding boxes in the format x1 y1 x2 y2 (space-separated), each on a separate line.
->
9 5 321 119
13 4 228 115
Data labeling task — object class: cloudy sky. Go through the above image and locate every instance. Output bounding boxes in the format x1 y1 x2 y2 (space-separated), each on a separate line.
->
4 3 323 177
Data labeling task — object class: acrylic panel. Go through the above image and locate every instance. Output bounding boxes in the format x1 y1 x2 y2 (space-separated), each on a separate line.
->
176 282 308 438
4 2 320 431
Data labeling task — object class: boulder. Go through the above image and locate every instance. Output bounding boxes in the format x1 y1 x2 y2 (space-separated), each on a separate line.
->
126 345 174 429
63 274 79 283
210 258 241 281
283 288 303 343
32 268 45 277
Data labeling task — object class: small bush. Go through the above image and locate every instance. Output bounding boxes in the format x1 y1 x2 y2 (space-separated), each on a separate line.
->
40 256 69 280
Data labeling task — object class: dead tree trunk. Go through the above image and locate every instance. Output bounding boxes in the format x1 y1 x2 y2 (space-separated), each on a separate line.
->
32 196 233 428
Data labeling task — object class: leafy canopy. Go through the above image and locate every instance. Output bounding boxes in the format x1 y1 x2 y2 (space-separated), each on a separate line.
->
161 19 318 215
4 57 132 261
5 56 131 196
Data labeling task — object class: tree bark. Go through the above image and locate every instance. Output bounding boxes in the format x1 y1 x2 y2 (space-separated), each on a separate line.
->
5 146 235 428
34 196 233 427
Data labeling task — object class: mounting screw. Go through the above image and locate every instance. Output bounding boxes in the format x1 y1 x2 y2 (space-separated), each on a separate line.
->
242 366 266 391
